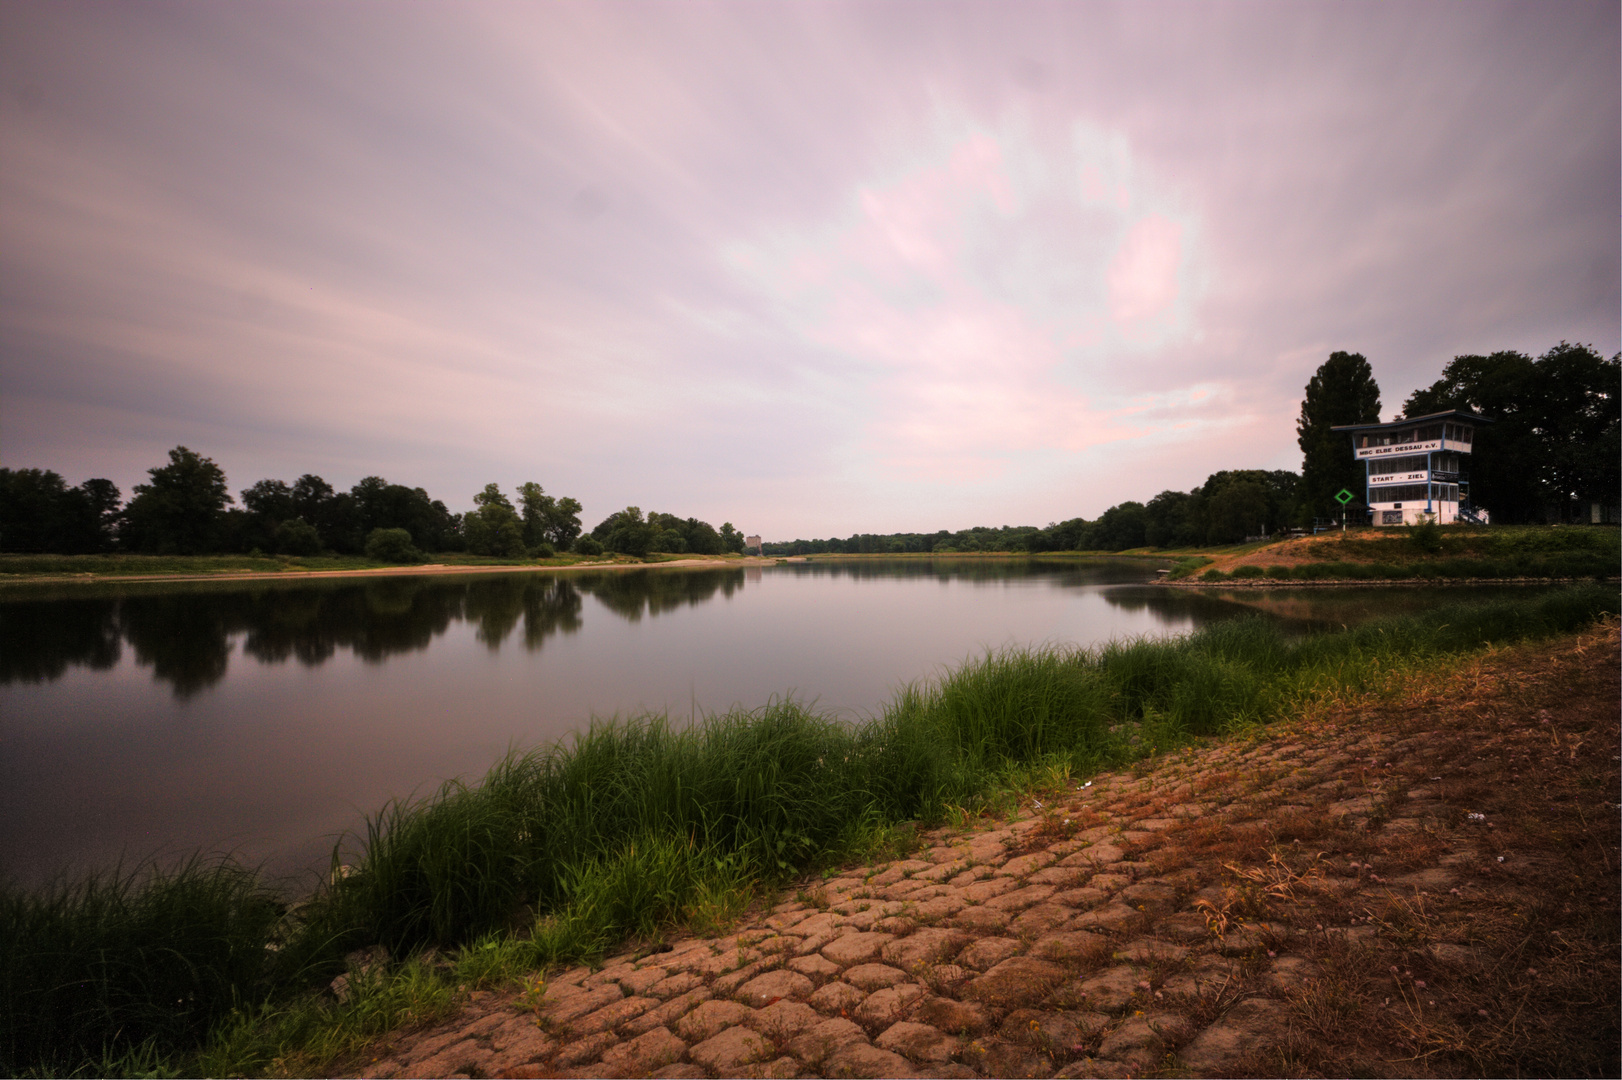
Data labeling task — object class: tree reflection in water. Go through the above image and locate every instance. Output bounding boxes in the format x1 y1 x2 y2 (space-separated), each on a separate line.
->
0 568 743 697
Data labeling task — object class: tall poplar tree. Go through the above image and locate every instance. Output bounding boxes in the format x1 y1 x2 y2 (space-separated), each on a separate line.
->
1297 351 1381 520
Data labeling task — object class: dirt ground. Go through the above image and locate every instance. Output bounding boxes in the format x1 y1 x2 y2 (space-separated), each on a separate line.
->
338 620 1621 1079
1187 531 1412 576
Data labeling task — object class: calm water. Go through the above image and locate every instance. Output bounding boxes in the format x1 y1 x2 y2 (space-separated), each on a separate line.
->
0 559 1520 888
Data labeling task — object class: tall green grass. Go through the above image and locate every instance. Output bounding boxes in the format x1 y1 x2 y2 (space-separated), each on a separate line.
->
2 585 1615 1076
0 856 282 1075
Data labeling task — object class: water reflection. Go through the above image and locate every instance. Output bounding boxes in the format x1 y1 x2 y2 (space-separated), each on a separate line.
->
2 564 1540 699
0 568 743 697
1099 582 1561 635
1099 585 1268 628
0 597 123 683
784 556 1154 585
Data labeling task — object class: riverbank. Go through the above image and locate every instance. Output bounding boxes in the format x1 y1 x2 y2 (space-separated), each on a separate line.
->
4 586 1614 1077
1165 523 1618 584
342 613 1620 1078
1160 575 1618 588
0 552 758 586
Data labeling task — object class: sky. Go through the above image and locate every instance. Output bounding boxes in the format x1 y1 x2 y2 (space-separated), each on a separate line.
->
1 1 1617 540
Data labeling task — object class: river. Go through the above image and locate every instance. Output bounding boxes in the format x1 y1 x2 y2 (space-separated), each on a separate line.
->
0 558 1524 889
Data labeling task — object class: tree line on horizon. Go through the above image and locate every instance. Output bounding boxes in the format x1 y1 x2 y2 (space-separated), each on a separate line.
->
2 343 1612 559
0 456 747 561
765 341 1618 556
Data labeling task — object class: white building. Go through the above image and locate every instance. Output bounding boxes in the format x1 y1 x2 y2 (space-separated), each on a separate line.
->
1332 409 1494 526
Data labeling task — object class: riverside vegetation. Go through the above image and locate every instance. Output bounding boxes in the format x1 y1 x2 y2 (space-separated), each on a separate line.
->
1168 522 1619 584
1 586 1616 1077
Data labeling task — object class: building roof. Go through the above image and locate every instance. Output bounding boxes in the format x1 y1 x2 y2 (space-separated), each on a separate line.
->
1330 408 1494 434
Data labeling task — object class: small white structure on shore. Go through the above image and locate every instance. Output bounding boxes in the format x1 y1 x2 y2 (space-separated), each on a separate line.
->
1332 409 1494 526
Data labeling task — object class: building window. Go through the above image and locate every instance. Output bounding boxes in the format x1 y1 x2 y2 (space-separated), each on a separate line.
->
1370 454 1428 475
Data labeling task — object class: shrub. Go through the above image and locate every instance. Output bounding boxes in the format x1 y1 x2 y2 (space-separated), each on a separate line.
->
1408 515 1443 554
571 536 604 556
1229 564 1264 579
1199 568 1228 581
1264 565 1293 579
274 518 322 557
529 542 556 559
364 528 422 564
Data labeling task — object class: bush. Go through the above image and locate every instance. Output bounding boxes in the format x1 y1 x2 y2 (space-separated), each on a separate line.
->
274 518 322 557
1408 516 1443 554
1264 565 1293 579
1199 568 1228 581
571 536 604 556
529 542 557 559
364 528 422 564
1229 564 1264 579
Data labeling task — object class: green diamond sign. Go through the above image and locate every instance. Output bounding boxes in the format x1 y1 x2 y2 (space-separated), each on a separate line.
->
1334 488 1355 506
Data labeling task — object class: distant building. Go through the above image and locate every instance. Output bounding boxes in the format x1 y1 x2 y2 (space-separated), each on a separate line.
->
745 534 762 553
1332 409 1494 526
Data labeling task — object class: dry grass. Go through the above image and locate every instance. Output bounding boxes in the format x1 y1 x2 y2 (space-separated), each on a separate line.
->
1259 617 1621 1077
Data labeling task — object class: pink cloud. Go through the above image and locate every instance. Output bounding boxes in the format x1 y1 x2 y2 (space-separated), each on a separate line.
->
732 125 1184 483
1108 213 1184 330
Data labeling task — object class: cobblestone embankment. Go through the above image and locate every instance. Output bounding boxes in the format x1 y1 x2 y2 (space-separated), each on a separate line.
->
346 626 1619 1079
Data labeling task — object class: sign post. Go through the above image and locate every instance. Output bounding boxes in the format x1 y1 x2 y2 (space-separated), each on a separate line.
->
1334 488 1355 533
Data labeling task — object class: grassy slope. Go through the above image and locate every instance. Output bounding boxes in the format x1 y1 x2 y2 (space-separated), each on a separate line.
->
1166 524 1619 582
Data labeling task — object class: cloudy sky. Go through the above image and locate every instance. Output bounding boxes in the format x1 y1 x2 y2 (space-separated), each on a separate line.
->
2 1 1616 539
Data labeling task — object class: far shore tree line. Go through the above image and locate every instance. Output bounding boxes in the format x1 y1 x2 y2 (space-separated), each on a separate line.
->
766 341 1618 556
3 343 1613 560
0 457 747 561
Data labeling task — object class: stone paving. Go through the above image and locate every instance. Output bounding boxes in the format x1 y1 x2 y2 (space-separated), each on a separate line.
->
348 729 1495 1079
345 626 1620 1079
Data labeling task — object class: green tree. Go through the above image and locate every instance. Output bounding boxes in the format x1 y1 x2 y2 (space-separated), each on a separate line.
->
1090 502 1148 550
1402 344 1619 522
517 482 552 549
70 478 122 552
462 484 526 557
1534 343 1620 519
1143 490 1199 547
121 447 233 554
240 478 295 552
1199 469 1299 542
0 469 120 553
290 474 362 552
593 506 655 557
718 522 745 554
350 477 458 551
1201 475 1271 543
517 482 585 550
1298 352 1381 521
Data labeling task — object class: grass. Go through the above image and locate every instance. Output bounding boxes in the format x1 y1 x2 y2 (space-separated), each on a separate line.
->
0 551 630 580
1194 523 1620 583
0 856 283 1076
1209 617 1622 1077
1 585 1616 1076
